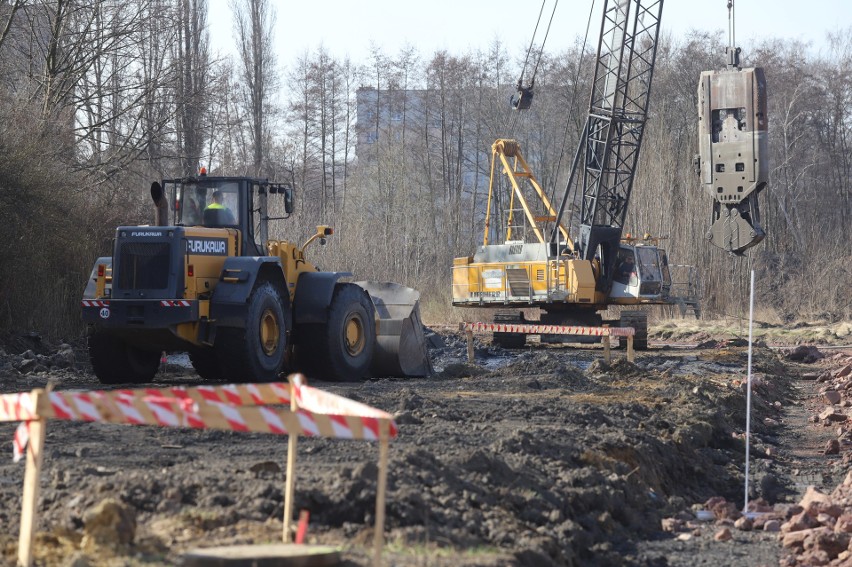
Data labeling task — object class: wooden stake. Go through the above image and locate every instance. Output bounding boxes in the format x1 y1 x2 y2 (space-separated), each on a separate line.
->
373 419 390 567
602 326 611 365
627 335 635 363
465 329 474 363
18 390 46 567
283 377 299 543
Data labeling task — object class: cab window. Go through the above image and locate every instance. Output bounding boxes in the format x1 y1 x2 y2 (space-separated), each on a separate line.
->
200 183 239 227
614 249 637 286
636 247 661 282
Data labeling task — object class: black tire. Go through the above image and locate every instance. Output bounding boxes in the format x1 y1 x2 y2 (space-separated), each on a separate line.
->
189 348 224 381
493 332 526 349
88 329 160 384
493 310 527 349
217 281 288 382
291 323 324 376
314 284 376 382
619 310 649 351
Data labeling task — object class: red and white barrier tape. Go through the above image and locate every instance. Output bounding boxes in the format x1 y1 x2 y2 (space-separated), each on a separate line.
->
1 377 396 460
13 422 28 463
0 392 38 422
461 321 635 337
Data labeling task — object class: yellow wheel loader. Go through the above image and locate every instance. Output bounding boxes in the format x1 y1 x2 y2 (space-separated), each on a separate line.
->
81 173 430 384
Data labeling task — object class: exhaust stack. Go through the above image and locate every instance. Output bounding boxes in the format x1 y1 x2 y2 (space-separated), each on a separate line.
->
151 182 169 226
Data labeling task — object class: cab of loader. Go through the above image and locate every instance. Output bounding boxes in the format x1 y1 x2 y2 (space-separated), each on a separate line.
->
160 172 294 257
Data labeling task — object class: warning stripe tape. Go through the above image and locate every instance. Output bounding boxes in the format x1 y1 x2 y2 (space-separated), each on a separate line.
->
32 390 394 439
113 382 293 408
13 422 28 463
160 300 191 307
0 392 38 421
460 322 635 337
290 375 398 437
1 377 397 460
81 300 109 307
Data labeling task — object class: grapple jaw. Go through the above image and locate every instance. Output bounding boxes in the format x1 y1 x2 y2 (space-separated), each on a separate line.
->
707 197 765 255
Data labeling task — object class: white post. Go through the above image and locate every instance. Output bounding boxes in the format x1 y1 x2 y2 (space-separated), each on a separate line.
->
743 270 755 513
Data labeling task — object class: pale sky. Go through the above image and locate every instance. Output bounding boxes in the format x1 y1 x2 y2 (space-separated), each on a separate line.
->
208 0 850 66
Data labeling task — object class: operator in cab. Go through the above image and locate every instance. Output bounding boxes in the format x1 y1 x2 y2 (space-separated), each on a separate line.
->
615 252 636 285
203 190 235 225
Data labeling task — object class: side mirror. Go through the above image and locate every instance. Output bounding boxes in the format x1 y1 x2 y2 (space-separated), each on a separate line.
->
283 186 294 214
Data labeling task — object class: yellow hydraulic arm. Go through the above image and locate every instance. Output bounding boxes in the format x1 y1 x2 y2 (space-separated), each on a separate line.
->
483 139 572 248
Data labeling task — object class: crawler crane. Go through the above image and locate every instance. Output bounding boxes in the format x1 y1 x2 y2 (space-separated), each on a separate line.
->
452 0 694 349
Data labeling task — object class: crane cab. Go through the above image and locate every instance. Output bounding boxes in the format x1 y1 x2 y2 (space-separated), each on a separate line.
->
608 245 672 302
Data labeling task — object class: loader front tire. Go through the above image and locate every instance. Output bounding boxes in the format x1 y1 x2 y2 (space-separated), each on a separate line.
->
217 281 287 382
88 329 160 384
321 284 376 382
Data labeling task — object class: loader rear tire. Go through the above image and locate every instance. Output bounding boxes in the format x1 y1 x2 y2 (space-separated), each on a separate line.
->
318 284 376 382
88 329 160 384
217 281 288 382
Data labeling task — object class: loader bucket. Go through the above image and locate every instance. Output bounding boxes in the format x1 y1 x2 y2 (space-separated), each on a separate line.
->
355 281 432 377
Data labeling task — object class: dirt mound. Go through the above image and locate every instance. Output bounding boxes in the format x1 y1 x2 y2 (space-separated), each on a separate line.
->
489 352 596 392
437 362 489 379
0 332 88 377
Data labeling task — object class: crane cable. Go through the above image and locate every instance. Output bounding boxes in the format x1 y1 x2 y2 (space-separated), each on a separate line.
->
498 0 559 238
727 0 736 50
519 0 548 87
507 0 559 137
547 0 598 231
528 2 558 87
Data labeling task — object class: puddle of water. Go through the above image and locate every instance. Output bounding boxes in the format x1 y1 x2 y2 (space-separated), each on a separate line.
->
164 353 193 369
481 356 516 370
475 355 593 372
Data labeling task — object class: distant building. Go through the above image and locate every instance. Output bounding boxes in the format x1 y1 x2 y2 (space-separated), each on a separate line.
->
355 85 500 195
354 86 434 161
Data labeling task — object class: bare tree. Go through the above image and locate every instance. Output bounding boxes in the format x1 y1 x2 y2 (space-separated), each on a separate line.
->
231 0 277 176
174 0 210 175
7 0 179 184
0 0 23 53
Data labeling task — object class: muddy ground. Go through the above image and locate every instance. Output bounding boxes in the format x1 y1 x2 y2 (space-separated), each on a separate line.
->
0 322 850 567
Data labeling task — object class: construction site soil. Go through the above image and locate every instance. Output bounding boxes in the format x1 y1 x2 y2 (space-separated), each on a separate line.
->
1 320 851 567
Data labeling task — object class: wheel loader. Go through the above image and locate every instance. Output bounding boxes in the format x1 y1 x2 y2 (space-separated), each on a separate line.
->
81 172 430 384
